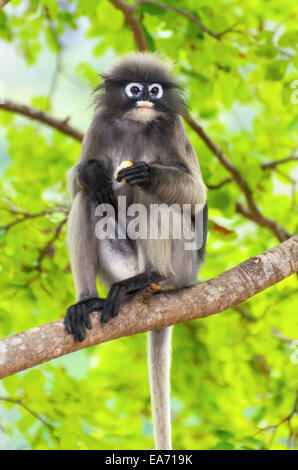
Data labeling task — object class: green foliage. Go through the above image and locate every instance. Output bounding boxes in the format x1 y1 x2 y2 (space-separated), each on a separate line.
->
0 0 297 451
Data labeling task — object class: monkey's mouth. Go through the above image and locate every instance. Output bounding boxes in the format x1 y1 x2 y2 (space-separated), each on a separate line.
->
136 100 154 110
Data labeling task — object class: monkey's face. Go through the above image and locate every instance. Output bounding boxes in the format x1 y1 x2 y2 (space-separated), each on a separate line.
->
122 81 165 123
95 54 186 123
102 80 184 123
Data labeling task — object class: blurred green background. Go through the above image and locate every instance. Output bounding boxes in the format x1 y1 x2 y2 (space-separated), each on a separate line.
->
0 0 297 450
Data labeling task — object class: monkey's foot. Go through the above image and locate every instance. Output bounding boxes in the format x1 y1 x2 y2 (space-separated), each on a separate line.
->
64 297 104 342
101 271 162 323
116 161 150 186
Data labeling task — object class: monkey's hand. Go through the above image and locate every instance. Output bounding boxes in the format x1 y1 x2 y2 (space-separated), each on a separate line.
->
64 297 104 342
116 161 151 187
79 159 116 208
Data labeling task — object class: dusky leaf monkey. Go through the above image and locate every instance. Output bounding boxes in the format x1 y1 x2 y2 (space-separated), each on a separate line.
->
64 53 207 450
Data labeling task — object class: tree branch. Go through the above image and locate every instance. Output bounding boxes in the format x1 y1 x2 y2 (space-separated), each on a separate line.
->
236 202 292 241
261 155 298 169
0 99 84 141
109 0 147 51
133 0 221 40
0 0 10 9
0 236 297 379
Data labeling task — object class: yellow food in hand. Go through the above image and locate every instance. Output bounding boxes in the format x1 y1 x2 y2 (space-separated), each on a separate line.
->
114 161 133 182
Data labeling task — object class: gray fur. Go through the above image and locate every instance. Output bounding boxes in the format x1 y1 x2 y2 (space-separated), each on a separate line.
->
67 53 207 449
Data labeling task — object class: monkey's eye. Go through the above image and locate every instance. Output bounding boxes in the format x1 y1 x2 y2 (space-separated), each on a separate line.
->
125 82 143 98
149 83 163 99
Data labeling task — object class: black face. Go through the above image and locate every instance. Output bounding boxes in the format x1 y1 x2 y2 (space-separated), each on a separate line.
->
94 54 186 121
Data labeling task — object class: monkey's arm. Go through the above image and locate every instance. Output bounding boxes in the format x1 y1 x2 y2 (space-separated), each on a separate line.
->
117 161 206 206
68 159 116 207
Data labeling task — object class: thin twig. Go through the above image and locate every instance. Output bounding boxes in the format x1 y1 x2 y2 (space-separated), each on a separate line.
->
0 208 68 232
261 155 298 169
133 0 221 40
0 396 57 436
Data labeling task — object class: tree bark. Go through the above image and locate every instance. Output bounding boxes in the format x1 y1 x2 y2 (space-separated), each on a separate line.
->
0 236 297 380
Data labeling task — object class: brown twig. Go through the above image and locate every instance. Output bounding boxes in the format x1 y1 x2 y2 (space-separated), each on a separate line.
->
206 177 233 190
0 396 58 439
0 208 68 232
35 217 68 272
133 0 221 40
255 391 298 449
109 0 147 51
261 155 298 169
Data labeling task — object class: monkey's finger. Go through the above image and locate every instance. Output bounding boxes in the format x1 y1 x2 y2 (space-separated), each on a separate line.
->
126 177 151 186
124 171 150 180
111 287 125 318
74 304 86 342
64 311 72 334
117 166 149 180
123 171 150 182
95 189 116 209
101 285 121 323
64 304 76 334
82 308 92 330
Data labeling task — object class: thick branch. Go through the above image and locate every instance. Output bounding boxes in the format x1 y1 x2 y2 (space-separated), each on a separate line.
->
0 236 297 379
0 100 83 141
109 0 147 51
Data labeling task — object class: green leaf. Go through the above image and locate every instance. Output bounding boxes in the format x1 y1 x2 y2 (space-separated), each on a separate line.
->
212 441 235 450
142 24 155 52
40 0 59 20
255 45 278 59
278 31 298 48
287 115 298 131
31 96 50 111
75 62 99 86
265 60 287 81
139 4 165 16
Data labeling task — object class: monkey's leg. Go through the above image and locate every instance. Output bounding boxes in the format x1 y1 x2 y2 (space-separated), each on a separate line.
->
101 271 162 323
64 192 104 342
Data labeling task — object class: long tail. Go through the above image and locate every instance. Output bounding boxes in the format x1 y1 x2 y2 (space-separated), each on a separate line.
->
148 326 173 450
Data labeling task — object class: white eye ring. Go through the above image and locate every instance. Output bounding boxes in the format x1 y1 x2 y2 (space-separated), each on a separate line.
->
149 83 163 99
125 82 143 98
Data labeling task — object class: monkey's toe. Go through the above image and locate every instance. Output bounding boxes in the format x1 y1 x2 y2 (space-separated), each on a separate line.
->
101 285 125 323
64 297 104 342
